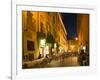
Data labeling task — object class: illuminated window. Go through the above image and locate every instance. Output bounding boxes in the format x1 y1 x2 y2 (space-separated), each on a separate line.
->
46 46 49 54
40 39 46 47
54 43 57 48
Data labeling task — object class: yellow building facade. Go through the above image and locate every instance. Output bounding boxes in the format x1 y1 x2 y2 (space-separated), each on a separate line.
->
77 14 89 52
22 11 68 62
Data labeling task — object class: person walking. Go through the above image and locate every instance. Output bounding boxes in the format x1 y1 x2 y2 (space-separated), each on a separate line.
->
79 49 87 66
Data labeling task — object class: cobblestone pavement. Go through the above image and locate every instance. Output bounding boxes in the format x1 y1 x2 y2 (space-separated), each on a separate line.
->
29 55 80 68
43 56 80 67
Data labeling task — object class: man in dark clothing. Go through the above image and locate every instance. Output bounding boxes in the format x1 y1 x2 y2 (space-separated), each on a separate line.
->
78 49 87 66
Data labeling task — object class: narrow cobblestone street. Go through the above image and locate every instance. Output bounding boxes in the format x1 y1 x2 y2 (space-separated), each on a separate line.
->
44 56 79 67
22 11 89 69
26 54 80 68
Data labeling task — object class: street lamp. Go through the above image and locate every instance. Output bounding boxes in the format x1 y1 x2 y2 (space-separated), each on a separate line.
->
83 46 86 52
75 37 78 40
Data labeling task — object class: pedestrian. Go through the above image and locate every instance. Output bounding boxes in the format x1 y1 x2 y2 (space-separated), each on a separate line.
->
79 49 87 66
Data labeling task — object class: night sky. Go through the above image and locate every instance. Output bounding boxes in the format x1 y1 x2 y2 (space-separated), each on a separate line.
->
61 13 78 40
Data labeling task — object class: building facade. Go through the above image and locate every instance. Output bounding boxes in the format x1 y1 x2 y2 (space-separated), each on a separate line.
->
22 11 68 62
77 14 89 53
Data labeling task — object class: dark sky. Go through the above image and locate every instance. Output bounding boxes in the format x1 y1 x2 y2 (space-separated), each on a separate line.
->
61 13 78 40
